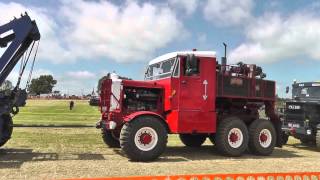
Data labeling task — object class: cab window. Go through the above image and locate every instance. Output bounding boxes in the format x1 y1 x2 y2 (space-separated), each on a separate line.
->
183 55 200 76
173 57 180 77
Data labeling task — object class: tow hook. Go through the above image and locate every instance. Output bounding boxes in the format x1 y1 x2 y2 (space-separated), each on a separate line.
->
290 128 296 135
96 120 102 129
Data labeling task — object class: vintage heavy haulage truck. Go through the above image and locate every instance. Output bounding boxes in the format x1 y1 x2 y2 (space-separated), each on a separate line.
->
97 47 282 161
282 81 320 148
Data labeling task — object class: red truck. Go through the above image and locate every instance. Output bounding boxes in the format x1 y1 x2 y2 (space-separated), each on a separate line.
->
97 47 282 161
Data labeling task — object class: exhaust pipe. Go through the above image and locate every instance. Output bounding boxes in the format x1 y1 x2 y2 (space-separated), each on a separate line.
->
221 43 227 73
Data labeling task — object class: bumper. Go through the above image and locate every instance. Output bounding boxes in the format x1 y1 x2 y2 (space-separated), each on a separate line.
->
282 125 313 136
97 111 124 130
96 119 118 130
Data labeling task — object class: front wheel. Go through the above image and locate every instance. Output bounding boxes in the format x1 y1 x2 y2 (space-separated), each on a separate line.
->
248 119 276 156
300 137 312 145
101 130 120 148
120 116 167 161
0 115 13 147
215 117 249 156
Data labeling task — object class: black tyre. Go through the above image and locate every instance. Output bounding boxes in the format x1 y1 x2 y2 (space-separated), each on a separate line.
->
300 137 311 144
316 129 320 150
215 117 249 156
101 130 120 148
282 132 289 145
120 116 167 161
208 134 216 145
0 115 13 147
248 119 276 156
179 134 207 147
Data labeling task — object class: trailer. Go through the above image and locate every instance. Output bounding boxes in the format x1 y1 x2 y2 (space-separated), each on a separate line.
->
97 45 282 161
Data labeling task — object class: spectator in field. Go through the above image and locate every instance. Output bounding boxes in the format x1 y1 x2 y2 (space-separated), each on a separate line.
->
69 101 74 110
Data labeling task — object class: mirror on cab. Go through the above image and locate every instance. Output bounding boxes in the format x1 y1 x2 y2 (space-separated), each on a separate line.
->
185 54 199 76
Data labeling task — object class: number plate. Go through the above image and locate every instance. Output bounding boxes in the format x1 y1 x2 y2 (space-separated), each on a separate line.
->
288 123 300 128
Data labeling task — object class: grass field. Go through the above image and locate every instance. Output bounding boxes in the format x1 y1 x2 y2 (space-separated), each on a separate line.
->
13 100 100 126
1 100 320 179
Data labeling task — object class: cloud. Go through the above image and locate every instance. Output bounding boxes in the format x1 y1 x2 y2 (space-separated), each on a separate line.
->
0 2 71 64
197 33 207 43
58 0 185 63
203 0 253 26
0 1 185 64
66 71 96 79
229 12 320 64
168 0 198 15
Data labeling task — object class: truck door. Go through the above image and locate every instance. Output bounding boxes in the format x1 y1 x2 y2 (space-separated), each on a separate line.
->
178 55 216 133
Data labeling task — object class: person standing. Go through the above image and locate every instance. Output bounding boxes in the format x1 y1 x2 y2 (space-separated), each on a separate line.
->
69 100 74 110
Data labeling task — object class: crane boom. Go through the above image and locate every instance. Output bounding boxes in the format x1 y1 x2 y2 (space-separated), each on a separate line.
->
0 13 40 147
0 13 40 85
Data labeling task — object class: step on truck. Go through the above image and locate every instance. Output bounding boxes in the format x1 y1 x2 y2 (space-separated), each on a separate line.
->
282 81 320 148
0 13 40 147
97 45 283 161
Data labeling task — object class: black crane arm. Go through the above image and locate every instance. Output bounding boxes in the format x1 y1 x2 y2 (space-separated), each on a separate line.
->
0 13 40 146
0 13 40 86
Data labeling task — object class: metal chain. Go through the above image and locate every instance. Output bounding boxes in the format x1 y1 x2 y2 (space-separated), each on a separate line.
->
26 40 40 89
14 40 35 89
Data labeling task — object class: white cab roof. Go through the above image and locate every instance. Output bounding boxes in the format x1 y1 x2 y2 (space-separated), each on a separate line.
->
149 51 216 65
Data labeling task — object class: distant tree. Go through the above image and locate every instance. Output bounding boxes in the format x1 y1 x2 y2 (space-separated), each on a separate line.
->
28 75 57 95
0 80 13 91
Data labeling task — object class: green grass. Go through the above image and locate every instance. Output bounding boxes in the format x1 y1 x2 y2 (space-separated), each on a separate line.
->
13 100 100 126
4 99 320 179
8 128 104 153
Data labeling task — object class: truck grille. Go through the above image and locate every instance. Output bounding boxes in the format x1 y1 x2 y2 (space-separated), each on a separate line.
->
284 102 305 125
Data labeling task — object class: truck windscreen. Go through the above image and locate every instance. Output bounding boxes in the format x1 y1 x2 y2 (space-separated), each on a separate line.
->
145 58 176 80
292 85 320 99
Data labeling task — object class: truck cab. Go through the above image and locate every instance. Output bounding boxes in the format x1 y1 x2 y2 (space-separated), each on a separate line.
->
282 82 320 147
98 50 281 161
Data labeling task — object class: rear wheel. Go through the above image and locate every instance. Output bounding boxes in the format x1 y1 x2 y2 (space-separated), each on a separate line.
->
0 115 13 147
120 116 167 161
215 117 249 156
300 137 311 144
101 129 120 148
248 119 276 156
179 134 207 147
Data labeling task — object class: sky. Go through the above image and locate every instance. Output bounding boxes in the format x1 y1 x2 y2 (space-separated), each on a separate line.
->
1 0 320 97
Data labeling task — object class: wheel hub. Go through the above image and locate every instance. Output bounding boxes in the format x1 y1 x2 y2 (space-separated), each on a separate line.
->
260 133 268 143
134 127 158 151
259 129 272 148
140 133 152 145
229 133 239 143
227 128 243 148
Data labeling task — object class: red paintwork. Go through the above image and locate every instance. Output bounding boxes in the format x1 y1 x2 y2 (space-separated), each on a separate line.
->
99 54 278 135
123 111 165 122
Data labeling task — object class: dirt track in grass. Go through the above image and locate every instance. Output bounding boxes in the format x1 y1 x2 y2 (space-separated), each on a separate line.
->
1 127 320 180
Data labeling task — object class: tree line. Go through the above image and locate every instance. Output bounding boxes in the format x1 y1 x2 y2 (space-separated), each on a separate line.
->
0 75 56 95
